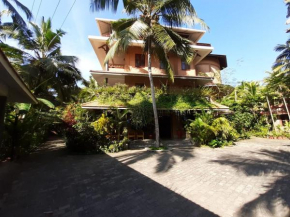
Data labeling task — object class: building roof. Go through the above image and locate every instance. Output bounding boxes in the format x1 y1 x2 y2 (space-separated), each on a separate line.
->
0 49 37 103
208 54 227 69
95 18 206 43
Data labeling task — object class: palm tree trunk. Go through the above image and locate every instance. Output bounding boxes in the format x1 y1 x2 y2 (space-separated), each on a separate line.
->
148 36 160 147
266 96 276 132
282 96 290 120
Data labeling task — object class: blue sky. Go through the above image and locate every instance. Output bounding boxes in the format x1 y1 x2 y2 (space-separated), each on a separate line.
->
3 0 289 85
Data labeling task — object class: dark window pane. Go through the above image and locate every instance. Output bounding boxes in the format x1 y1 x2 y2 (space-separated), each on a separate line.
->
135 54 145 67
181 61 190 70
160 61 165 69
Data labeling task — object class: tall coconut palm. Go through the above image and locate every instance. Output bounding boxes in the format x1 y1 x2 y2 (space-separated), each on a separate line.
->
285 0 290 32
101 0 207 147
272 38 290 89
0 17 83 102
0 0 32 26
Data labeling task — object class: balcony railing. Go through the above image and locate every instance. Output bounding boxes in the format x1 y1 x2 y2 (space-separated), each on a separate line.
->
109 64 125 69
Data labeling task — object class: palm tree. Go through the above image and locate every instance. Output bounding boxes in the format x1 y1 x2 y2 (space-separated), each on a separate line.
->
272 39 290 90
100 0 207 147
0 0 32 26
79 76 98 102
0 17 83 103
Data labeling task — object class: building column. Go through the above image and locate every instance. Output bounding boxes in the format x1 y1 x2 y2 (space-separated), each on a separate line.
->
0 96 7 141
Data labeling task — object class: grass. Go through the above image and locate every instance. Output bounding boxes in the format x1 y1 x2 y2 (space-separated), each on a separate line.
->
149 146 168 151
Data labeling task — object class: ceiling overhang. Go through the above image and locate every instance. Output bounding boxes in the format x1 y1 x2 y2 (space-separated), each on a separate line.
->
88 36 214 68
0 49 37 103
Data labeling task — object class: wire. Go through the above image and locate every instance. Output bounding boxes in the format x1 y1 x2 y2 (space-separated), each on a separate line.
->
35 0 43 21
60 0 77 29
52 0 61 20
31 0 36 12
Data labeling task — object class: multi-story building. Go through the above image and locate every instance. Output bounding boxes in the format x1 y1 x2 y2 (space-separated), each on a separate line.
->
83 18 229 139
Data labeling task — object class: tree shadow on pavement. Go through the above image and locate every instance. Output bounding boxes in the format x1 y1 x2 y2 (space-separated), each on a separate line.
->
0 145 216 217
114 148 195 173
211 149 290 217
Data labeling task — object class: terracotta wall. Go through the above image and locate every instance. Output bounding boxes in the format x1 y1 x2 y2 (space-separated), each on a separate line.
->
195 56 222 83
109 46 197 76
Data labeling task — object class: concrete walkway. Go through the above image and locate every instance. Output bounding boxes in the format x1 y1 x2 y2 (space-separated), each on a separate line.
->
0 138 290 217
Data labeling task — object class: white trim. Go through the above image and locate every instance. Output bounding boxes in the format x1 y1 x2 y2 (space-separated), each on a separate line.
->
90 71 214 80
88 35 213 51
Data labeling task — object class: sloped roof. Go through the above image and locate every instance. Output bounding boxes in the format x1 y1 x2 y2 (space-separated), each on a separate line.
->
0 49 37 103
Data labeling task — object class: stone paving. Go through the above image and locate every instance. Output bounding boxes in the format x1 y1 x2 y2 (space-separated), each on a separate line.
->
0 138 290 217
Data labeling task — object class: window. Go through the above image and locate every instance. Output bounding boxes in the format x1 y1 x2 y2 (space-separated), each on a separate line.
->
181 61 190 70
160 61 165 69
135 54 145 67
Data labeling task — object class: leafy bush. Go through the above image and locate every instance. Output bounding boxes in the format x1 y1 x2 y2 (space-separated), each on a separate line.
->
101 137 129 153
186 112 238 147
227 111 255 133
63 104 109 153
1 103 59 160
187 117 216 146
93 84 217 112
208 139 224 148
212 117 238 141
91 113 112 135
65 123 108 153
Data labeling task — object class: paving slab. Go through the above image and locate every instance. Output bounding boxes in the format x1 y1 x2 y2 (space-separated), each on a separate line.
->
0 137 289 217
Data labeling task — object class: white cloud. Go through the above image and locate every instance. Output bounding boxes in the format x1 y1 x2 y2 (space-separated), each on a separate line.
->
75 51 101 80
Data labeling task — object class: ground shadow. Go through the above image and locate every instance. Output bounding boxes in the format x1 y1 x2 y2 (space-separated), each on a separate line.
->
0 142 216 217
211 149 290 217
114 148 195 173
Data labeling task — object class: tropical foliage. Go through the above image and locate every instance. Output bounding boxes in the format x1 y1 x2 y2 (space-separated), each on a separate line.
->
0 17 83 103
101 0 208 147
186 111 238 148
63 103 129 153
0 100 60 160
0 0 32 27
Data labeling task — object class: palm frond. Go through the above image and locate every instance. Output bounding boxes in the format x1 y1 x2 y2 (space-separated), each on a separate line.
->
152 42 174 81
11 0 33 20
152 23 175 51
37 98 55 109
90 0 119 12
155 0 208 29
164 27 196 63
2 0 29 26
274 44 287 52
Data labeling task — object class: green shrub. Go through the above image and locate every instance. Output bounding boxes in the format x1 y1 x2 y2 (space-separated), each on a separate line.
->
187 113 239 148
187 117 216 146
208 139 224 148
101 137 129 153
1 104 58 160
212 117 239 141
65 123 108 153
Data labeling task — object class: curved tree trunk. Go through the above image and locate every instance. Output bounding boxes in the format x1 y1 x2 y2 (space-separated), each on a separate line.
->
147 36 160 147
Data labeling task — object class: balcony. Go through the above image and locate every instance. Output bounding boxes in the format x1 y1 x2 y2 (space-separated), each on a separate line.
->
108 64 125 69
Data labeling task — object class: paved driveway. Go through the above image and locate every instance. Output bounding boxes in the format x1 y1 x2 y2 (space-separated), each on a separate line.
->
0 138 290 217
